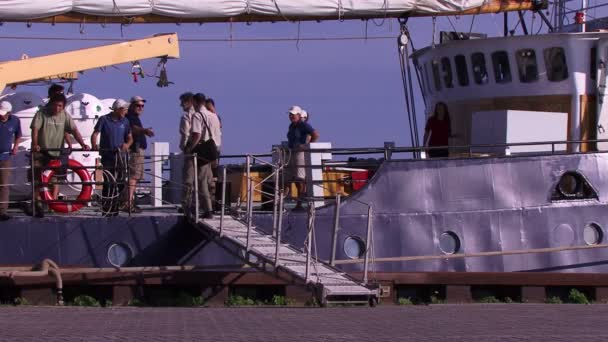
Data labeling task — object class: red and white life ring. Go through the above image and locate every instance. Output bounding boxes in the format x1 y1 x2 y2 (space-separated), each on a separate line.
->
39 159 93 213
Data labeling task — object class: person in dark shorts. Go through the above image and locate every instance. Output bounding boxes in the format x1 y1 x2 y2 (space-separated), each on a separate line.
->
91 99 133 217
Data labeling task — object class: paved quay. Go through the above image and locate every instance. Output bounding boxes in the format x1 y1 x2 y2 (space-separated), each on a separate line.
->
1 304 606 341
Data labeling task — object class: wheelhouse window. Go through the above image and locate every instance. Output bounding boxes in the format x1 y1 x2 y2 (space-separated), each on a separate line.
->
441 57 454 88
516 49 539 83
424 62 433 94
454 55 469 86
544 47 569 82
491 51 512 84
416 63 428 95
471 52 488 85
432 60 442 91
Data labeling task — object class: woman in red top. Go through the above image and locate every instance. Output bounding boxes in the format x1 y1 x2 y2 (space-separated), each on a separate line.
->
423 102 451 158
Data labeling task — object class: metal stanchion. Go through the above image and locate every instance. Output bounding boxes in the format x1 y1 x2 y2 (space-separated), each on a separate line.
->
219 165 227 237
245 155 252 252
193 153 199 221
330 194 341 267
363 205 373 285
271 165 280 238
30 151 36 216
274 191 284 267
305 202 314 284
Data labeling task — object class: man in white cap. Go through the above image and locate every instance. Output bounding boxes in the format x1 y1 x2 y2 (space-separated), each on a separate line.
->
91 99 133 216
285 105 319 211
123 95 154 214
0 101 21 221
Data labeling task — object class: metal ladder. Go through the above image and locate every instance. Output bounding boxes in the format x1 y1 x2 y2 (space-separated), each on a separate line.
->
189 153 379 306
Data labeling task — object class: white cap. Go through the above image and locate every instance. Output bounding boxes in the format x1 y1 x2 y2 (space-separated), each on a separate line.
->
130 95 146 104
0 101 12 116
300 110 308 119
287 105 302 115
111 99 129 110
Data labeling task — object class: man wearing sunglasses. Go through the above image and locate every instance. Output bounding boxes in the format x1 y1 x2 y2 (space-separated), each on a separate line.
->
123 96 154 213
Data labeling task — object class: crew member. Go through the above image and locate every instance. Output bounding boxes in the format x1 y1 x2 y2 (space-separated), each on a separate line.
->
30 93 90 218
91 99 133 217
285 105 319 212
423 102 452 158
0 101 21 221
124 96 154 213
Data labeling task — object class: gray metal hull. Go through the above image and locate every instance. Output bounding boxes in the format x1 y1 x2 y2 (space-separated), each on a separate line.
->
252 153 608 273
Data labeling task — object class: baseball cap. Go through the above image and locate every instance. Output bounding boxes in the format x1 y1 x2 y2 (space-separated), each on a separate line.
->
300 110 308 119
130 95 146 104
288 105 302 115
111 99 129 110
0 101 12 116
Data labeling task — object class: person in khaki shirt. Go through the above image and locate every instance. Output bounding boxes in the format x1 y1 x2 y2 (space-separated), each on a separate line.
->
29 93 90 217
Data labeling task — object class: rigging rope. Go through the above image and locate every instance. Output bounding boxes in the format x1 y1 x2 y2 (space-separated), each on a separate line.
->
397 21 420 156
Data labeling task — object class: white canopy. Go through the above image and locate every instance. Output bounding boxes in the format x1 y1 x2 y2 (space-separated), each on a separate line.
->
0 0 486 21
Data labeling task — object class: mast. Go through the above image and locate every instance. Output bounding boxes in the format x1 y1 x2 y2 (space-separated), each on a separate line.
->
554 0 608 32
1 0 546 24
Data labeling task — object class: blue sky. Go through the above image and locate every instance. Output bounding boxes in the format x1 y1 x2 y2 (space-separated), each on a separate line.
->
0 13 538 154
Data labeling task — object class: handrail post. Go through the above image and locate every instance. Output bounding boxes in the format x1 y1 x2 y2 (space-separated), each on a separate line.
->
31 150 35 216
193 153 199 221
330 194 341 267
246 155 252 252
219 165 227 237
274 191 284 267
305 202 314 284
271 164 280 238
363 205 373 285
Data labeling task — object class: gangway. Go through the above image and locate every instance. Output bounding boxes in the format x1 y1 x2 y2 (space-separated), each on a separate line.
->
188 155 379 306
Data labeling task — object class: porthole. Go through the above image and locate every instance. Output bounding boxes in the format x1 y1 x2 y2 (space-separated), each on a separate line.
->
344 236 366 259
552 171 598 201
584 223 603 245
439 231 461 255
107 243 133 267
558 172 582 197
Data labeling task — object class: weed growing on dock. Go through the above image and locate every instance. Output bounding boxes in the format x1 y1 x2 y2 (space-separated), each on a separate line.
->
478 296 502 304
13 297 29 306
545 296 563 304
568 289 590 304
304 297 320 307
429 294 445 304
397 297 414 305
72 295 101 307
225 295 256 306
270 295 295 306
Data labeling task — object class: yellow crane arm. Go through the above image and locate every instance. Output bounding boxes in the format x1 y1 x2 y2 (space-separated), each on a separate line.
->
0 33 180 91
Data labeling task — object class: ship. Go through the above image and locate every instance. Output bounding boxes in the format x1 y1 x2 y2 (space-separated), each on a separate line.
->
1 0 607 305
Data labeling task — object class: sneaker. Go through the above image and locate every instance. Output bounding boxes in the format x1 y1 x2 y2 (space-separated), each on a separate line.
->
291 205 306 213
34 203 45 218
0 214 10 221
